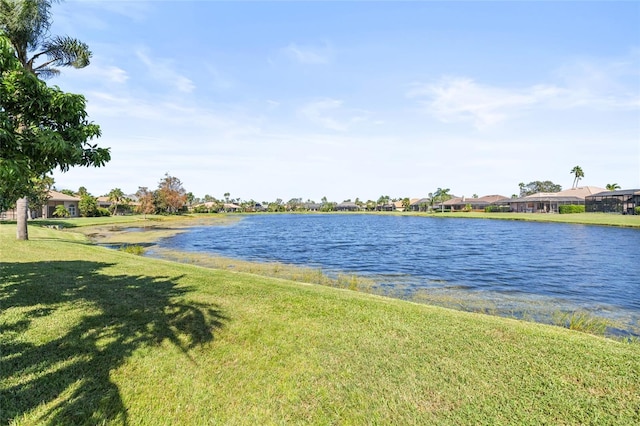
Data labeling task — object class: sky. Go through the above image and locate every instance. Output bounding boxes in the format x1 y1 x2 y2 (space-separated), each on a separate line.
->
46 0 640 203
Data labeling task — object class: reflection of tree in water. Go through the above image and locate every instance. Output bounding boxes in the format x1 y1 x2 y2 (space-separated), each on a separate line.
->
0 261 226 425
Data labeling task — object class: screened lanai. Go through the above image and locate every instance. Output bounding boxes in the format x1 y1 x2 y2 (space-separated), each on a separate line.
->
585 189 640 214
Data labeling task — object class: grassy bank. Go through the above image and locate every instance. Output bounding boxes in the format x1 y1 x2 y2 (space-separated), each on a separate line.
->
1 223 639 424
404 211 640 228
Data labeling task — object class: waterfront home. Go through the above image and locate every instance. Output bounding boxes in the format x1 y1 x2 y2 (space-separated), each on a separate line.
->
443 195 510 212
409 198 431 212
336 201 361 212
585 189 640 214
505 186 606 213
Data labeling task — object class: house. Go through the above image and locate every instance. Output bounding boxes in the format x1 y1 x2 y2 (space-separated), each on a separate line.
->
43 191 81 218
223 203 242 212
443 195 510 212
505 186 607 213
335 201 360 212
409 198 431 212
392 199 413 212
585 189 640 214
303 203 322 212
96 196 111 210
376 203 396 212
1 190 80 220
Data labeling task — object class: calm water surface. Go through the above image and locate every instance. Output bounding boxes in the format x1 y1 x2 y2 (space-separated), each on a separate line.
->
157 214 640 332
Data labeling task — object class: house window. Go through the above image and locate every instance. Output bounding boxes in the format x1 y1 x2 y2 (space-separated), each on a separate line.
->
68 204 76 217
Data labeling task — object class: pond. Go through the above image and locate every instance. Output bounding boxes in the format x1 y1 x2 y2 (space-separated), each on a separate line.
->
156 214 640 334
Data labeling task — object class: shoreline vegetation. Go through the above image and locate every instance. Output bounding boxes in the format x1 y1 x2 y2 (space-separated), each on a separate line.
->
2 213 639 424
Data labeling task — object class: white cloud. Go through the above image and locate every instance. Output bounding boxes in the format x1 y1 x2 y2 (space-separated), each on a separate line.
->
104 66 129 84
552 51 640 110
410 53 640 129
136 49 195 93
283 43 332 64
297 98 376 132
299 99 347 131
408 77 560 129
55 61 129 86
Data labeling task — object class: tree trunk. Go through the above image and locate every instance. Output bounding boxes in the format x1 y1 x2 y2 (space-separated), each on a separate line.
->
16 196 29 240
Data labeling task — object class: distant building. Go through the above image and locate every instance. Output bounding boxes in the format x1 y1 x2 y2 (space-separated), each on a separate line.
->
335 201 360 212
585 189 640 214
409 198 431 212
443 195 510 212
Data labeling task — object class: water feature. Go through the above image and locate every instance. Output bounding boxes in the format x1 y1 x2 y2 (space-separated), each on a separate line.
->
156 214 640 333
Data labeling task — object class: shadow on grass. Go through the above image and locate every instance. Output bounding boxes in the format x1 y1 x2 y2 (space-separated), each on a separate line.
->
0 261 227 425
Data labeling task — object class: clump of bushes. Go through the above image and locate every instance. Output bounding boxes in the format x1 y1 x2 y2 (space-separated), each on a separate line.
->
635 206 640 215
119 244 145 255
559 204 585 214
485 205 511 213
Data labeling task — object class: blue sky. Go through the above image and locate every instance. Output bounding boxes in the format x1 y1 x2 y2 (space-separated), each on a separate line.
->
48 1 639 202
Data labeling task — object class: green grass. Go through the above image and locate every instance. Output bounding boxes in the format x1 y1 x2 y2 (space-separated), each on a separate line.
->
406 211 640 228
1 224 639 425
553 310 612 335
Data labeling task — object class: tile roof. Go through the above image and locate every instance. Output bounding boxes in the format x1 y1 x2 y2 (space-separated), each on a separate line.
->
48 190 80 201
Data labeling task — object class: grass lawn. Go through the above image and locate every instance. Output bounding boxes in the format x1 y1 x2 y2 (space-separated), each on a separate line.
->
1 222 639 425
405 211 640 228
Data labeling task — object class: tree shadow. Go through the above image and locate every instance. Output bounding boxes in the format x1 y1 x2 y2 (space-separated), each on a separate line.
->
0 261 227 425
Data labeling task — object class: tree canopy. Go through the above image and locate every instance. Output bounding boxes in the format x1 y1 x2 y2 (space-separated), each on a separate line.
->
518 181 562 197
0 34 110 211
156 173 187 214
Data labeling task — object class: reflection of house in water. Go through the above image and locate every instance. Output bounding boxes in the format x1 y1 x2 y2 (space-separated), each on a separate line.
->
585 189 640 214
502 187 606 213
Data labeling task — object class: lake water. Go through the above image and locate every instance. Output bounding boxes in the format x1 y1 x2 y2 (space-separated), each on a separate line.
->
157 214 640 334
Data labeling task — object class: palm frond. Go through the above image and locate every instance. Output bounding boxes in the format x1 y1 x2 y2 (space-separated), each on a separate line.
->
37 35 91 71
32 66 59 79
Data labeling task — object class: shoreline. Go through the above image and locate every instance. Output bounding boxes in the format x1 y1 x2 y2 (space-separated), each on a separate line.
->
73 213 639 338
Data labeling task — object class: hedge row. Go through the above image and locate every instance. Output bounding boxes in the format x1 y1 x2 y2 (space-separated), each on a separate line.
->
559 204 585 214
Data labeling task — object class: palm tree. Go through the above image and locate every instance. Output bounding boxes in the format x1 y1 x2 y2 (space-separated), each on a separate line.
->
434 188 451 212
606 183 621 191
377 195 390 211
107 188 125 215
1 0 92 240
570 166 584 189
53 204 69 217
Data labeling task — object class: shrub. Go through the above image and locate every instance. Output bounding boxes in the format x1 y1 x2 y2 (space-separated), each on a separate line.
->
636 206 640 215
559 204 585 214
52 205 70 218
553 310 610 336
97 207 111 217
118 244 145 255
485 205 511 213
